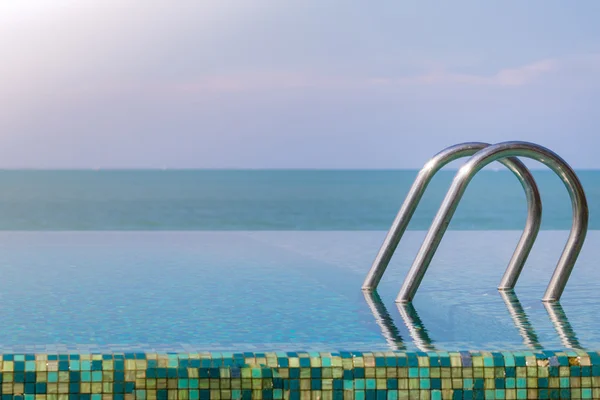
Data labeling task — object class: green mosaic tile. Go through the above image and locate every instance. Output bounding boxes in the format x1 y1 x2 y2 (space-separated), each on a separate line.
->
0 350 593 398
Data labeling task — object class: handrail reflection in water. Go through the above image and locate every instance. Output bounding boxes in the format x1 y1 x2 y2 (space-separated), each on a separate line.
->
501 291 582 349
362 291 436 351
364 289 582 351
395 303 437 352
544 302 582 349
362 291 406 351
500 291 543 350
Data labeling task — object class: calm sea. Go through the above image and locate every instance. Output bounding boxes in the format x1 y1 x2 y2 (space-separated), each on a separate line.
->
0 169 596 230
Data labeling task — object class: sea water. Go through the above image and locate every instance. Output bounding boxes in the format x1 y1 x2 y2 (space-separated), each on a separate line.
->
0 169 596 230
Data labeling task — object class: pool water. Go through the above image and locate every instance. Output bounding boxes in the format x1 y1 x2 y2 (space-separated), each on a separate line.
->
0 230 598 352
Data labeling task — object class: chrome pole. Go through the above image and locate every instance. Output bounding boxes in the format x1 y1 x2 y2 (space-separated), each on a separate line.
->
363 142 542 291
397 141 588 303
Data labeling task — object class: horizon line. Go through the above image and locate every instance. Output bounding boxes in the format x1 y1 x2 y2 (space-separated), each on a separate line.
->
0 167 597 171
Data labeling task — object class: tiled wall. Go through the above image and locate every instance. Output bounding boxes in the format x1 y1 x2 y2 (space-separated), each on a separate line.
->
0 350 598 399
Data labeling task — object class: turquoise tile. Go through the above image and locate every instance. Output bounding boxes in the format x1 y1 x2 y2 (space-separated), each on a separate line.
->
502 353 515 367
178 379 189 389
48 372 58 383
25 361 35 371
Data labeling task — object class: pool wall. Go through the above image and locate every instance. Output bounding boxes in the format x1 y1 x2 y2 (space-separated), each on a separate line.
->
2 350 599 399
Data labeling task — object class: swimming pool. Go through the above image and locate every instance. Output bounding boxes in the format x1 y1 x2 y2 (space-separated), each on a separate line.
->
0 230 596 352
1 230 599 398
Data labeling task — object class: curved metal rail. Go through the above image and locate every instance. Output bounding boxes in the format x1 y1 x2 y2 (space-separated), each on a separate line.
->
362 142 542 291
397 141 588 303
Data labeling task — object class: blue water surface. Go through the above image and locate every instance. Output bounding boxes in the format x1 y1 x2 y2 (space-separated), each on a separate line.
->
0 169 597 230
0 231 598 352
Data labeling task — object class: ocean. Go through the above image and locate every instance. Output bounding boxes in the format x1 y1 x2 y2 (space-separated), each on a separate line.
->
0 169 596 230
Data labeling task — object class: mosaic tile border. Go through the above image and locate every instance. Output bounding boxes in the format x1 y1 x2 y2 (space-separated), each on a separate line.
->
0 350 597 399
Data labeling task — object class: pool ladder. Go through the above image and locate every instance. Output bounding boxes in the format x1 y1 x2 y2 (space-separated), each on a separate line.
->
362 141 589 303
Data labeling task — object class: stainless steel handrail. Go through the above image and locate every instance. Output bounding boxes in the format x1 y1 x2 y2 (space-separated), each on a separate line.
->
397 141 588 303
363 142 542 291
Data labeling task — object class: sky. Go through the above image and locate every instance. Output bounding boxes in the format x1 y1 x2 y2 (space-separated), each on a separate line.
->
1 0 600 169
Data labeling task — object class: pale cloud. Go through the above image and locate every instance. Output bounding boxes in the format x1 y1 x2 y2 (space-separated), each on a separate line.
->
2 52 597 114
159 55 595 95
373 59 559 87
493 59 557 85
404 54 600 88
167 72 327 93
